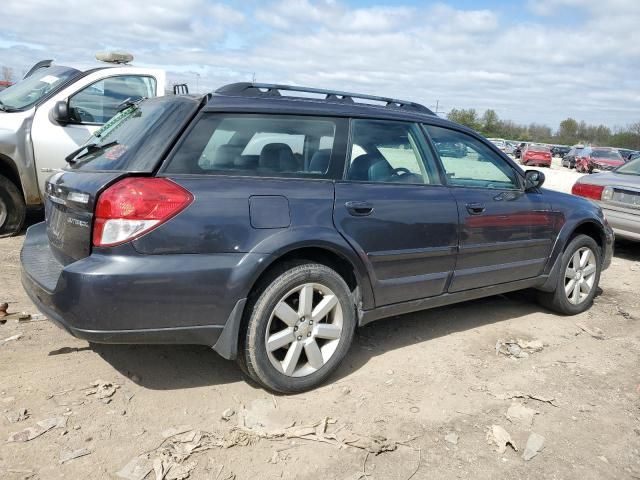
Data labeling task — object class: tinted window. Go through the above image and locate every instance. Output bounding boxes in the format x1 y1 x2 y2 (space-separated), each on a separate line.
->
425 125 519 190
68 76 156 124
71 96 199 172
165 115 337 177
346 119 438 185
591 149 623 159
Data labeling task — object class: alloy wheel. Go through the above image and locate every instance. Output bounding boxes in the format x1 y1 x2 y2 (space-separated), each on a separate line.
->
265 283 343 377
0 198 7 229
564 247 597 305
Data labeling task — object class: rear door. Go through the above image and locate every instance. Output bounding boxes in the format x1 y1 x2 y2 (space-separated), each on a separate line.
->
424 125 554 292
333 119 458 307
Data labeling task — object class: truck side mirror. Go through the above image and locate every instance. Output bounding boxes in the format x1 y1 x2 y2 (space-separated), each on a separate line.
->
51 100 70 125
524 169 545 191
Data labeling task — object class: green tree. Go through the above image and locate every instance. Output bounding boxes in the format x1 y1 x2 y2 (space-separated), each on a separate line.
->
557 118 579 144
447 108 481 131
481 109 500 137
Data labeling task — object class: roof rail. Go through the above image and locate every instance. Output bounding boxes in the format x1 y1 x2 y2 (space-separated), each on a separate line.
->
215 82 434 115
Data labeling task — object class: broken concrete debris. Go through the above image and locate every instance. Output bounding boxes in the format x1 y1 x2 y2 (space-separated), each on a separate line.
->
522 433 545 461
60 447 92 464
496 338 544 358
487 425 518 454
7 416 66 442
85 380 119 400
6 408 29 423
444 432 459 445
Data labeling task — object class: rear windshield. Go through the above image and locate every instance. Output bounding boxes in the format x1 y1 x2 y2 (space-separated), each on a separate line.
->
528 144 550 152
164 114 338 178
70 96 200 172
591 149 623 159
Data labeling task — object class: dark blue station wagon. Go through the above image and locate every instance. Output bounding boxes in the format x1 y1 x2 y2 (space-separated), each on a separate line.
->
21 83 613 392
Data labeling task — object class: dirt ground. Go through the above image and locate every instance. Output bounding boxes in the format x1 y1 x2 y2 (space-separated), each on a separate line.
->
1 159 639 480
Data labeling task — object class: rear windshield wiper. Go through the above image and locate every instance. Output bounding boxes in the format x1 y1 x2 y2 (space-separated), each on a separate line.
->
0 99 18 112
65 141 118 165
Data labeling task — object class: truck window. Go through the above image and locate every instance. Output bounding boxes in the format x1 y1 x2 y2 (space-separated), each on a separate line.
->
68 76 156 125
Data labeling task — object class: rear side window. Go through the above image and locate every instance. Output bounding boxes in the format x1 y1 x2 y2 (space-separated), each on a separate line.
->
165 114 337 178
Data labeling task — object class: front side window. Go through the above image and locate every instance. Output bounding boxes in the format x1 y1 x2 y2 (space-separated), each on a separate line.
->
165 115 337 177
68 76 156 124
425 125 520 190
346 119 438 185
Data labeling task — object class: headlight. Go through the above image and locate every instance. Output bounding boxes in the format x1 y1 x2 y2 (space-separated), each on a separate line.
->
601 186 614 201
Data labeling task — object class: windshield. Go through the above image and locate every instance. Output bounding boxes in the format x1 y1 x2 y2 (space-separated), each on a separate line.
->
591 149 622 160
0 65 81 111
71 95 200 172
615 157 640 175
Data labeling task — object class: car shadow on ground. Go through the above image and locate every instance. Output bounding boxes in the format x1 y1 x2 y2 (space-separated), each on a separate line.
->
90 290 544 392
613 239 640 261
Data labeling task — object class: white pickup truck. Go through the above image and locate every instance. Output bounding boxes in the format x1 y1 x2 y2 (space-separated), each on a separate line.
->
0 53 168 236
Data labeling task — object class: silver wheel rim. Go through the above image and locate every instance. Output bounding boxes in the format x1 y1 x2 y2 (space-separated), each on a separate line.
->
265 283 343 377
0 198 7 228
564 247 597 305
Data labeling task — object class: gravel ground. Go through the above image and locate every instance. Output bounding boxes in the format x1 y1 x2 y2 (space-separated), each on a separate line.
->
1 159 639 480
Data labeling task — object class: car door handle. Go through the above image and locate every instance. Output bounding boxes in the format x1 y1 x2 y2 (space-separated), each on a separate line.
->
345 201 374 216
466 202 486 215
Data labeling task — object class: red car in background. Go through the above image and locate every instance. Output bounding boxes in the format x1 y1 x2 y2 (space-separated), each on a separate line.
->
521 144 552 167
575 147 625 173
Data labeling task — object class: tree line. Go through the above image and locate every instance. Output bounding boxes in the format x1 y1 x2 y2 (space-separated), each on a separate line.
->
446 108 640 150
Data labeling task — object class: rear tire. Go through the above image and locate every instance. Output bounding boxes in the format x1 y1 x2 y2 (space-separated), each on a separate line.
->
537 234 601 315
239 262 356 393
0 174 26 238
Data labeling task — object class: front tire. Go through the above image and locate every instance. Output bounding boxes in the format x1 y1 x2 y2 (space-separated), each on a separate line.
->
239 262 356 393
537 234 601 315
0 174 26 238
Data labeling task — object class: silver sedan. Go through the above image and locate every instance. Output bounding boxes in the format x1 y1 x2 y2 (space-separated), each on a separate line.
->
572 156 640 241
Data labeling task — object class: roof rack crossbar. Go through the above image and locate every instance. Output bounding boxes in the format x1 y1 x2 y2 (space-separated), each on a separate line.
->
215 82 434 114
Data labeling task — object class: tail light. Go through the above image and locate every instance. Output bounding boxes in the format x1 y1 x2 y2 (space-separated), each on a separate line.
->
93 178 193 247
571 182 604 200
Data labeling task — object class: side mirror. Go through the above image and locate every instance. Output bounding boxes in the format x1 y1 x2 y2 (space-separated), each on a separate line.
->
524 169 545 191
51 100 70 125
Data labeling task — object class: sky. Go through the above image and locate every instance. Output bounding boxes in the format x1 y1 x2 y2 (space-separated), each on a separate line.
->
0 0 638 129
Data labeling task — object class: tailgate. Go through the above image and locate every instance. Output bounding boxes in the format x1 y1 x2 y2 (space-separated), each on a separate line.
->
45 170 125 265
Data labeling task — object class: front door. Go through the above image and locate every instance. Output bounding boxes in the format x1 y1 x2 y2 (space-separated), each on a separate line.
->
424 125 554 292
334 119 459 307
31 75 156 194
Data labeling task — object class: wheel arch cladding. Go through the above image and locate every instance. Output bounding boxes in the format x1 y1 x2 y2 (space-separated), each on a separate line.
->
214 242 369 360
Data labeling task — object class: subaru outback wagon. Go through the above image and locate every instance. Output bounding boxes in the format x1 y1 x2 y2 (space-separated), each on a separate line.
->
21 83 613 393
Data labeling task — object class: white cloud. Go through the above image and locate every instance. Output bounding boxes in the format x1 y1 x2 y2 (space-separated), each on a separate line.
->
0 0 638 128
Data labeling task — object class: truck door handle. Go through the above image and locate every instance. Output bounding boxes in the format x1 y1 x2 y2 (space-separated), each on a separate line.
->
466 202 486 215
345 201 374 216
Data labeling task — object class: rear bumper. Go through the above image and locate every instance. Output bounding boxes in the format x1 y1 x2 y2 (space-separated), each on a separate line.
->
602 207 640 242
20 222 260 350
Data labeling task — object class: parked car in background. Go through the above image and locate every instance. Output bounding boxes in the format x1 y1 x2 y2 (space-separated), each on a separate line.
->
561 145 585 169
617 148 638 162
572 156 640 241
514 142 527 159
575 147 625 173
21 82 613 393
521 144 552 167
0 53 167 237
487 138 507 151
505 141 518 155
552 146 570 158
630 152 640 162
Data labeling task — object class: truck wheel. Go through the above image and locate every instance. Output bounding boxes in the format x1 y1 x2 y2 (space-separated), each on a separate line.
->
239 262 356 393
537 234 601 315
0 175 26 238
